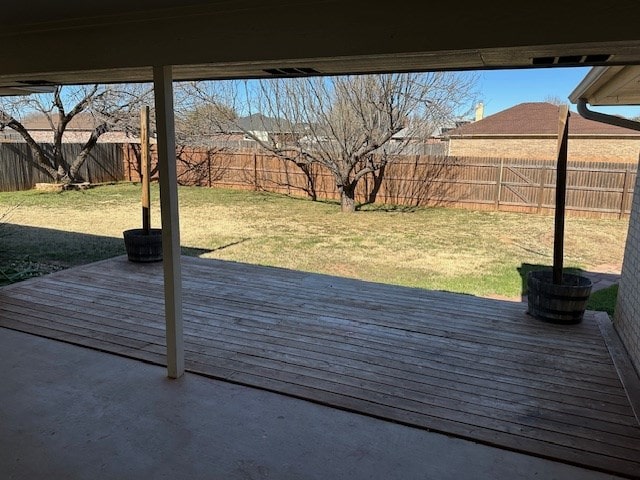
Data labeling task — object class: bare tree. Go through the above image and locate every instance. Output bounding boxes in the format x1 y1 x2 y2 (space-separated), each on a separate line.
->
543 95 570 107
0 84 152 184
170 87 237 186
124 88 236 185
188 73 477 212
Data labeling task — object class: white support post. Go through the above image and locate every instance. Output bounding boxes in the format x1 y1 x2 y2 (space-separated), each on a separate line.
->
153 65 184 379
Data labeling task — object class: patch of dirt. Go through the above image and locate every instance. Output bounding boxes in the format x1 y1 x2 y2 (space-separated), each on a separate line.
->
483 293 525 303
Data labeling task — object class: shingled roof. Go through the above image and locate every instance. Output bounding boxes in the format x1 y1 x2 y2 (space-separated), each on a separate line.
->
447 102 640 137
235 113 295 133
20 112 103 131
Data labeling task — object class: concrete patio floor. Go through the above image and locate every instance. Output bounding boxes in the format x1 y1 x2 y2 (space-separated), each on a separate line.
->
0 328 625 480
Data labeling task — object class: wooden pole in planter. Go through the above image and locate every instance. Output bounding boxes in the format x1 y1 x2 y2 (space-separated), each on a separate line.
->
141 105 151 235
553 105 570 285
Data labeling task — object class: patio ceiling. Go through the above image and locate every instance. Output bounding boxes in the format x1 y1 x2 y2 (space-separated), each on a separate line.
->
2 0 640 85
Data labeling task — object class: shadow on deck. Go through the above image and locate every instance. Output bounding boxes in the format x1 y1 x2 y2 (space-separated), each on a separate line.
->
0 256 639 478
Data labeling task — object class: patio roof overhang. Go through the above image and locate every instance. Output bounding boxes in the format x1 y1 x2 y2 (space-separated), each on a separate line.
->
0 85 57 96
2 0 640 86
4 0 640 379
569 65 640 106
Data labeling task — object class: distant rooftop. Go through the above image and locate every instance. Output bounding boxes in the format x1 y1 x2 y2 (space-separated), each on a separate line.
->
234 113 295 133
446 102 640 137
20 112 106 131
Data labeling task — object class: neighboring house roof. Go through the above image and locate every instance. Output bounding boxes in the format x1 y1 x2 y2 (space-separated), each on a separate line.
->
235 113 294 134
391 127 412 140
20 112 103 131
10 112 138 143
437 119 471 137
446 102 640 137
392 123 443 140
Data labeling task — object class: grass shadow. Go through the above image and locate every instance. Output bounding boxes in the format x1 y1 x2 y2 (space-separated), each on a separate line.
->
357 203 421 213
0 223 235 285
0 223 126 286
182 238 250 257
181 246 214 257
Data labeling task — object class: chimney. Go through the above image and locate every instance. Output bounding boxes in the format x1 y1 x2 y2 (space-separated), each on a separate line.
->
475 102 484 122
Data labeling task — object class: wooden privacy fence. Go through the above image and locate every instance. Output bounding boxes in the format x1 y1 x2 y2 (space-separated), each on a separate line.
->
124 149 635 218
0 143 125 191
4 143 635 218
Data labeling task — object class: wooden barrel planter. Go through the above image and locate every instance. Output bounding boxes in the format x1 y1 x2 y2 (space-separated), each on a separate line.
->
123 228 163 263
526 270 593 324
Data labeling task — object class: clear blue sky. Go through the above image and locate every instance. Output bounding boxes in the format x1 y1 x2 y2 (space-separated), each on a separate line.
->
478 67 640 119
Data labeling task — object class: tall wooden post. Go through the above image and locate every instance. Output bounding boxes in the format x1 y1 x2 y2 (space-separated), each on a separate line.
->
153 65 184 379
141 106 151 234
553 106 570 285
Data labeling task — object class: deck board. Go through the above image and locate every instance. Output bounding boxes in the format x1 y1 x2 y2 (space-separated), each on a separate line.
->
1 255 639 478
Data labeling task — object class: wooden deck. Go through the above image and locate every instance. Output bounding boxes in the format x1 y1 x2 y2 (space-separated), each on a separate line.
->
1 256 639 478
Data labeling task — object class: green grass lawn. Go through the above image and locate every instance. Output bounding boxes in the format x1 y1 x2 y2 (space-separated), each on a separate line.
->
0 183 628 302
586 284 619 316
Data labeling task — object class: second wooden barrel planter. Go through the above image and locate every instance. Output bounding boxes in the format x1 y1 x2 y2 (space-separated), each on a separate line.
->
123 228 163 263
526 270 593 324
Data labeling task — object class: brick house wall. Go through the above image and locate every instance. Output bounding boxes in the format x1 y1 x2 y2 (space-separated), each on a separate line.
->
447 136 640 162
448 137 555 159
615 162 640 374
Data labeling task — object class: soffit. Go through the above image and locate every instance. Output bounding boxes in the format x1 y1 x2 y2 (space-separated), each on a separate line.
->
1 1 640 85
570 66 640 106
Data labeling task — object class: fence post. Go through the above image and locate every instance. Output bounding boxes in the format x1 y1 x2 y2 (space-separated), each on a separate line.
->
494 158 504 210
364 172 369 200
126 144 132 181
537 166 546 214
619 166 632 219
85 154 92 183
253 153 258 191
283 160 291 195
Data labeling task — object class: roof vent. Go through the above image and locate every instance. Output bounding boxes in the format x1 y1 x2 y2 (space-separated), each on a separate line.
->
17 80 56 86
263 67 321 76
531 54 611 66
584 54 612 63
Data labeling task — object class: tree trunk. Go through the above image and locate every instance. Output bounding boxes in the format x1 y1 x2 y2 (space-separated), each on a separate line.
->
339 183 356 213
56 165 71 184
366 163 386 205
68 123 109 183
68 161 84 184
